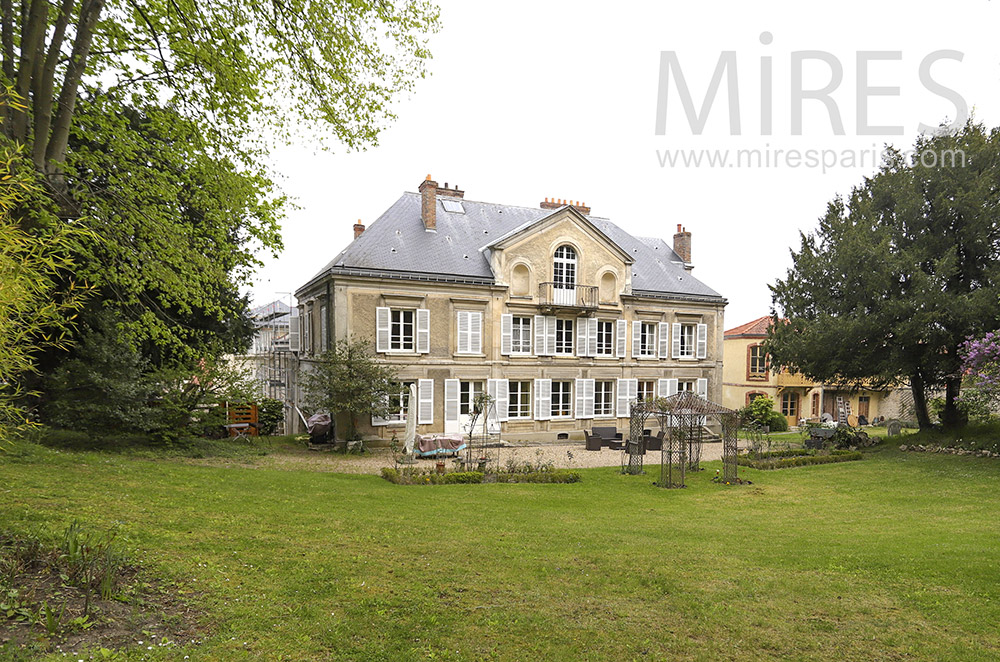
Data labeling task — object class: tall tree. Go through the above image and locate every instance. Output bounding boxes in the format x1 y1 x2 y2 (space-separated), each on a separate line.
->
3 0 440 197
768 121 1000 430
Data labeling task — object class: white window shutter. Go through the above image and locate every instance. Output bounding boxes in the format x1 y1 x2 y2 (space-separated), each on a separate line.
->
416 309 430 353
501 314 513 355
657 378 670 398
471 312 483 354
667 378 678 396
575 378 587 418
534 378 551 421
444 379 460 424
658 322 670 358
418 379 434 424
576 317 588 357
546 316 556 356
583 378 595 418
457 311 470 354
534 315 547 356
375 307 390 352
495 378 509 422
617 378 636 418
588 318 598 354
632 320 641 358
288 316 301 352
671 322 682 359
696 377 708 398
696 323 708 359
616 319 627 358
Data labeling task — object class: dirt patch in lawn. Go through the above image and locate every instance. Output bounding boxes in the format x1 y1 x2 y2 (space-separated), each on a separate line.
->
1 532 206 659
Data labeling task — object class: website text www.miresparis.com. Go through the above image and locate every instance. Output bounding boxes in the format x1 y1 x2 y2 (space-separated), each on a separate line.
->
655 145 966 173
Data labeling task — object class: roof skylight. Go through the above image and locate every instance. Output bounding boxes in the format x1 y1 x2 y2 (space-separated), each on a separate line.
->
442 199 465 213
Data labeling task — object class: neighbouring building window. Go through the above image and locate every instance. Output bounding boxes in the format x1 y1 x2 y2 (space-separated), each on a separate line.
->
637 380 656 402
390 309 415 351
678 380 694 392
858 395 870 418
460 381 485 416
379 381 414 424
747 391 765 405
319 305 327 352
551 381 572 417
781 392 798 418
555 319 574 355
595 381 614 416
678 324 695 358
596 320 614 356
512 316 532 354
508 381 531 418
748 344 767 378
638 322 657 357
811 392 820 417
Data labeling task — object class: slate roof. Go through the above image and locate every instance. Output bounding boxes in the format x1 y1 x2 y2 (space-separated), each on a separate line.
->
303 192 724 301
724 316 772 338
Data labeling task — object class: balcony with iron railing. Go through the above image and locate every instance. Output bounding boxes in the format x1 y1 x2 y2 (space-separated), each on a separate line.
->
538 282 599 310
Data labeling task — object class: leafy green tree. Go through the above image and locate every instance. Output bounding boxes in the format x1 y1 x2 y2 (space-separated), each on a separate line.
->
0 135 90 446
768 121 1000 430
2 0 440 189
301 338 399 440
738 395 788 432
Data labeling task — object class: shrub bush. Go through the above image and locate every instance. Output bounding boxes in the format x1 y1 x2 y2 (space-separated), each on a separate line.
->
737 451 863 470
380 467 581 485
256 398 284 436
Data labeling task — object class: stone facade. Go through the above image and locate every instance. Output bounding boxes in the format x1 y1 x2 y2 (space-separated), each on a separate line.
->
294 178 727 442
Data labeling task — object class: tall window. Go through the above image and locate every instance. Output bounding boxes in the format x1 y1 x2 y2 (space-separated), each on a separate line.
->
555 319 574 355
748 344 767 378
595 381 614 416
637 380 656 402
390 309 414 351
319 304 327 351
596 320 614 356
553 245 577 290
811 392 820 417
459 381 485 415
638 322 657 356
781 392 798 418
747 392 765 405
551 381 572 417
678 324 695 358
512 316 532 354
509 381 531 418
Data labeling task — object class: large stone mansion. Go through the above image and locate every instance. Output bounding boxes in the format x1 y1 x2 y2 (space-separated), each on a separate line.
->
293 176 727 441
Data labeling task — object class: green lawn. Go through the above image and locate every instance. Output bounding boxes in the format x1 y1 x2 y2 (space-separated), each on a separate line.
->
2 440 999 661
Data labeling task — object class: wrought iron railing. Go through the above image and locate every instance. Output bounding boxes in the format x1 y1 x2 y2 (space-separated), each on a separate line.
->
537 282 599 309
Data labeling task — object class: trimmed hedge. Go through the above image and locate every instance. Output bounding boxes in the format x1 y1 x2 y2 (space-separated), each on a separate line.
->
737 451 863 470
747 448 857 460
381 467 582 485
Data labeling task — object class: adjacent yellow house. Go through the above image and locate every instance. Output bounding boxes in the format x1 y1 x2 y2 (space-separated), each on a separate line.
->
721 316 890 427
294 176 728 441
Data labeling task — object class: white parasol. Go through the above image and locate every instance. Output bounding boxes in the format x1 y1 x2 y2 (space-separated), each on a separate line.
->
403 382 418 455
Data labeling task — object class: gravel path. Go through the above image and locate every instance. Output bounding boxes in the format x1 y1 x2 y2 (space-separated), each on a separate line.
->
189 441 737 475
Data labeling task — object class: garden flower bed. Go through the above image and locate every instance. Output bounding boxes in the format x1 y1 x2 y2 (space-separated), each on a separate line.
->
380 467 581 485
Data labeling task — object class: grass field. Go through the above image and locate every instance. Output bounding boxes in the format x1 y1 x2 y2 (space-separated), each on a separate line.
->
2 438 999 661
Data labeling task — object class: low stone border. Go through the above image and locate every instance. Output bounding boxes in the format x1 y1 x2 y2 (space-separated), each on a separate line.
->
899 444 1000 458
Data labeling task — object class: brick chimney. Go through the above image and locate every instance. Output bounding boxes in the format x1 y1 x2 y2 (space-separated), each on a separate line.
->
539 197 591 215
438 182 464 199
673 224 692 265
419 175 437 231
353 219 365 240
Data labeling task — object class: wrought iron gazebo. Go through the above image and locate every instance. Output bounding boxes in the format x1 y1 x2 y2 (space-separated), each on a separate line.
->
624 392 739 488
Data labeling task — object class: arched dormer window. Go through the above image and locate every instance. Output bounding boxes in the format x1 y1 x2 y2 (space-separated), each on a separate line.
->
553 245 577 305
553 245 577 289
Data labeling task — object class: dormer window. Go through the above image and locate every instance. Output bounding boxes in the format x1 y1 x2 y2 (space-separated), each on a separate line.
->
553 245 577 305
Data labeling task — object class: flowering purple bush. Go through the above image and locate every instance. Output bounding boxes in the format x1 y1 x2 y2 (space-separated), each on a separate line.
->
958 332 1000 417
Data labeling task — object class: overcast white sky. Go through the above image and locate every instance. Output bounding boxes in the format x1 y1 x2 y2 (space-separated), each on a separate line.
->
251 0 1000 329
